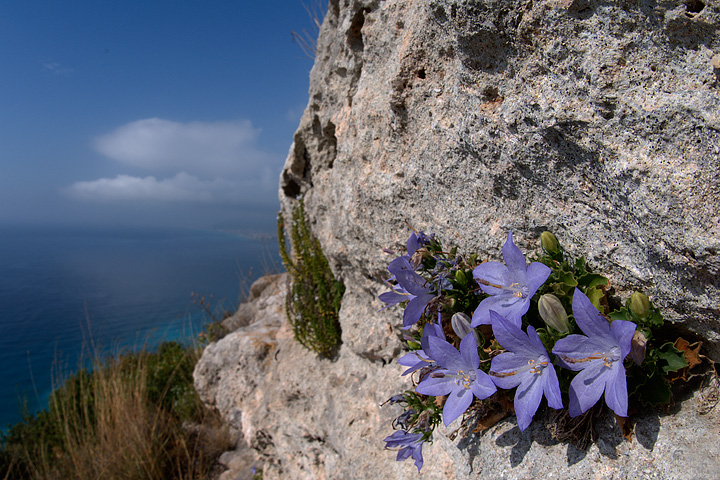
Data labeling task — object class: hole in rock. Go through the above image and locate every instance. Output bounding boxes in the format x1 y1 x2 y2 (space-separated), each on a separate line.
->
685 0 705 13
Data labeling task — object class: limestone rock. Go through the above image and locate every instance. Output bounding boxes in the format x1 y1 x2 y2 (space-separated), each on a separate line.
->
197 0 720 478
281 0 720 362
195 274 456 479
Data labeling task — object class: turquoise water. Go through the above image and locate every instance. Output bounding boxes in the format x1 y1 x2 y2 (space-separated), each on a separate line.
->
0 225 278 429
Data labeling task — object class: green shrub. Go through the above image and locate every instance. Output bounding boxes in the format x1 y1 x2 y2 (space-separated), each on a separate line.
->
278 200 344 358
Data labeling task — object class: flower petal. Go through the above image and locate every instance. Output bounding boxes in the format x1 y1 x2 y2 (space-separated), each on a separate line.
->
396 270 431 296
572 289 611 339
471 295 519 327
397 352 430 376
490 352 526 389
491 311 536 356
388 256 413 276
442 387 474 426
610 319 637 360
415 371 455 396
568 360 607 417
425 335 465 372
406 233 421 257
411 442 424 472
379 290 407 305
604 362 628 417
502 231 528 276
526 326 549 357
514 374 543 431
542 363 563 410
472 261 510 295
471 370 498 400
526 261 552 291
396 446 412 462
402 293 433 328
459 333 479 369
552 335 611 371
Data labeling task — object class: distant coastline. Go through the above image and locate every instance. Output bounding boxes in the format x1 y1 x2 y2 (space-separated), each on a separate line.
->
0 224 277 429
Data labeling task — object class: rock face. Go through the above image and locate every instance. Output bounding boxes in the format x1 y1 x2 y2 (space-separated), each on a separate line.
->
281 0 720 361
195 273 456 479
196 1 720 478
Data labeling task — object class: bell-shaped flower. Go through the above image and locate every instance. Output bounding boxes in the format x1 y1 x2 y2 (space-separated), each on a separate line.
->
471 232 551 328
383 430 425 472
488 311 563 431
552 289 636 417
416 334 497 425
397 317 445 376
379 257 435 328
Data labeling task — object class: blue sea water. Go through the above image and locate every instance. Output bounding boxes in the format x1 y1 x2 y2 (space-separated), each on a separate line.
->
0 224 278 430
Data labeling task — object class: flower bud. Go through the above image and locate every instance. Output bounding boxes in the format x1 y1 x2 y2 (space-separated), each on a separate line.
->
629 291 651 320
451 312 473 339
630 330 647 365
455 269 467 285
540 231 560 255
538 294 569 333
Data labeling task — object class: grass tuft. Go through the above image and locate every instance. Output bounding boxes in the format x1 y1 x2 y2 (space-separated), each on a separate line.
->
0 341 232 480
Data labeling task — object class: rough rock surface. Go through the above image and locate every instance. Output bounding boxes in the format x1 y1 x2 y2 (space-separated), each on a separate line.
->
195 273 456 479
197 0 720 478
281 0 720 361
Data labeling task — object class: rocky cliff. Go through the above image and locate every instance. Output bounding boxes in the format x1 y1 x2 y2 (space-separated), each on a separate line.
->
196 1 720 478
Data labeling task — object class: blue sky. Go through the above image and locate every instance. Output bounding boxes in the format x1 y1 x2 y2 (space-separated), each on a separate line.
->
0 1 320 233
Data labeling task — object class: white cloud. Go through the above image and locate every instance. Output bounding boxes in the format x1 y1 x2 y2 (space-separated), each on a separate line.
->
93 118 276 177
66 172 275 204
67 118 284 205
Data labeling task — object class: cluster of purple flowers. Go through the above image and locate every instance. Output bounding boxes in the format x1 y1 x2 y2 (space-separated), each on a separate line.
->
381 231 637 472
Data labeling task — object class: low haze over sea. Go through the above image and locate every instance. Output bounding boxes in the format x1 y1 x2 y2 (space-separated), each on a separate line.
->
0 224 278 429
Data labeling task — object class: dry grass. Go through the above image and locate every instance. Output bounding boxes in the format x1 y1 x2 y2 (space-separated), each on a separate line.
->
1 343 233 480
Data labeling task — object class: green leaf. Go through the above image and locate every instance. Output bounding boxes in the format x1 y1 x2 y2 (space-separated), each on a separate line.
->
574 256 587 275
407 340 421 350
657 342 688 374
558 271 578 287
645 306 664 329
637 371 672 406
585 286 604 310
577 273 609 290
608 307 630 322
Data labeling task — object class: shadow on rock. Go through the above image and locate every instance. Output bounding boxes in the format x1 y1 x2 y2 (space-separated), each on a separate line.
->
495 426 532 468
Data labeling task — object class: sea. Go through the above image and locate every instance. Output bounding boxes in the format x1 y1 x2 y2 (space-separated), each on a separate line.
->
0 224 279 430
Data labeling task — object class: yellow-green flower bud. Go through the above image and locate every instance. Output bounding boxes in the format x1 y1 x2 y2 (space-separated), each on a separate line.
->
451 312 473 339
451 312 481 346
629 291 651 320
455 269 467 285
540 231 560 255
538 294 569 333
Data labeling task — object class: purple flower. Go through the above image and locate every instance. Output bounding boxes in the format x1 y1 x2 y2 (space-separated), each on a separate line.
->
383 430 425 472
393 409 416 430
489 311 563 431
397 317 445 375
416 334 497 425
406 231 432 258
552 289 636 417
471 232 551 328
379 257 435 328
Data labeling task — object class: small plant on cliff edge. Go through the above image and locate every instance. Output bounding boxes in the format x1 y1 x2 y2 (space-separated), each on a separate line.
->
379 229 715 472
278 199 344 358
